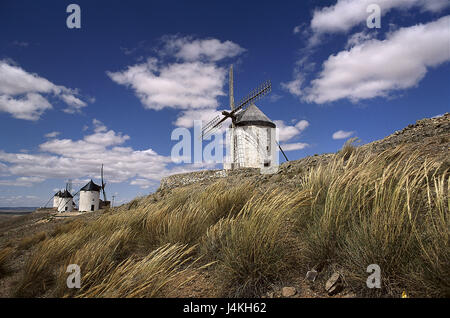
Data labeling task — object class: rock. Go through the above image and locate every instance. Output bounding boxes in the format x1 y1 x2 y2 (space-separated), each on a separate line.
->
305 269 318 282
281 287 296 297
327 283 343 296
266 291 274 298
325 272 342 295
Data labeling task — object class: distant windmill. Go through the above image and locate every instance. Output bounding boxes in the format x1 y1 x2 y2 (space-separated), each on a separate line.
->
202 65 288 169
66 179 73 193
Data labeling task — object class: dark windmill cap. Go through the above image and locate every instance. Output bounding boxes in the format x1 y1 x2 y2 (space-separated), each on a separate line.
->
54 190 62 197
235 104 276 128
60 190 73 198
80 180 101 192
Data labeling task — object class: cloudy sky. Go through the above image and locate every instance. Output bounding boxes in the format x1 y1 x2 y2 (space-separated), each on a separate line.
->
0 0 449 206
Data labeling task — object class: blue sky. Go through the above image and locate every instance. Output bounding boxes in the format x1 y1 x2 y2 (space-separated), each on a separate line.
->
0 0 449 207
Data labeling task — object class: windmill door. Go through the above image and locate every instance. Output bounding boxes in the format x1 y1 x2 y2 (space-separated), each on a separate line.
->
91 205 94 211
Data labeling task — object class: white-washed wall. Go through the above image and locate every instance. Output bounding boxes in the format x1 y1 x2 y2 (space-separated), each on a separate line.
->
224 125 275 170
58 198 73 212
79 191 100 212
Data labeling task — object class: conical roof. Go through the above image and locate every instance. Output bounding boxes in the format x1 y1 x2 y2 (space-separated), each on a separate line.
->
235 104 275 128
80 180 101 192
60 190 73 198
54 190 62 197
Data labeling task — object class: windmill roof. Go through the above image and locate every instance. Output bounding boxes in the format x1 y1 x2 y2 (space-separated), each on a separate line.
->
80 180 101 192
60 190 73 198
54 190 62 197
235 104 275 128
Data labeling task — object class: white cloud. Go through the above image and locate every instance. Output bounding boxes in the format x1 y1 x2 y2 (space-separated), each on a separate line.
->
45 131 60 138
310 0 449 36
0 176 44 187
92 118 107 133
107 36 245 118
0 93 52 120
0 60 89 120
305 16 450 103
280 142 309 151
293 25 302 34
108 58 227 111
274 119 310 142
0 194 43 207
269 94 283 102
281 76 303 97
0 122 179 191
130 178 156 189
332 130 355 140
161 35 246 62
345 31 377 49
295 120 310 131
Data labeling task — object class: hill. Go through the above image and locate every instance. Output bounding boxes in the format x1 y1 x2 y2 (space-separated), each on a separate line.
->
0 114 448 298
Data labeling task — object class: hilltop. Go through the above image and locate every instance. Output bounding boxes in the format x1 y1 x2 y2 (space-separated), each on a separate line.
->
0 113 448 298
159 113 449 191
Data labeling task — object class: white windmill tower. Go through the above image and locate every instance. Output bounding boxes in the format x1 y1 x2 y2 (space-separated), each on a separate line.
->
79 179 101 212
202 65 288 170
53 190 62 209
58 189 74 213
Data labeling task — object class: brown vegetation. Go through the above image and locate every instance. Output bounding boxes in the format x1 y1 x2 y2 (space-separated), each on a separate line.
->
2 114 449 298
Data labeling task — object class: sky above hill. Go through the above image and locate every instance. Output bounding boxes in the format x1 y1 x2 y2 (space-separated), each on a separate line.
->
0 0 449 206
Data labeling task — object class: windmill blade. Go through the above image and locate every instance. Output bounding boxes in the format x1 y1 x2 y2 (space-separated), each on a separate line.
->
202 122 223 140
201 115 229 140
201 79 271 141
101 164 107 202
233 80 271 114
201 115 221 136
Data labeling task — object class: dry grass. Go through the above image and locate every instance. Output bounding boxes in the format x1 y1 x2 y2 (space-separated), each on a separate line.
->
200 188 311 296
18 231 47 250
76 244 203 298
12 144 449 298
296 145 449 297
0 247 14 277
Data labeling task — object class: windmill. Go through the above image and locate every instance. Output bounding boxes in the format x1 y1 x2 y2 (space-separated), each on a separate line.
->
201 65 288 169
201 66 272 140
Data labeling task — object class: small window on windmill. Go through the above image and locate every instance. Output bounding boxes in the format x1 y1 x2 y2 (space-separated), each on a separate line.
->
264 160 270 167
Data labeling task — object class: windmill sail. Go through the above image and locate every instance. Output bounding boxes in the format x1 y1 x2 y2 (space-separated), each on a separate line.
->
101 164 107 202
201 80 272 140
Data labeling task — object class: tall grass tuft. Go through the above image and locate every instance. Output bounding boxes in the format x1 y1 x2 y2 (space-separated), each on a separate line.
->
0 247 13 277
296 146 449 297
201 188 311 296
76 244 201 298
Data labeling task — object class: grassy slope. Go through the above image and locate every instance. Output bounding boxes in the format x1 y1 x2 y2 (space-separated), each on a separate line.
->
1 117 449 298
